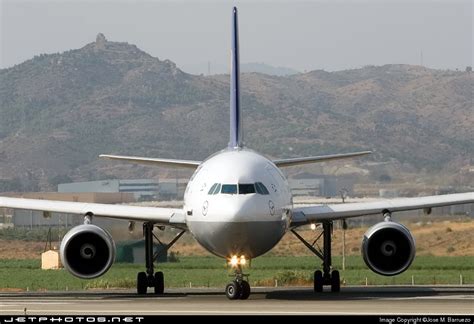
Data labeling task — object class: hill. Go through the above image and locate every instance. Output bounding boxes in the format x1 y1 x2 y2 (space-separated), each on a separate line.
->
0 34 472 191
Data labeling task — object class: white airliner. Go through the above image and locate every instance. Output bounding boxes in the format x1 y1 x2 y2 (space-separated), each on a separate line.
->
1 7 473 300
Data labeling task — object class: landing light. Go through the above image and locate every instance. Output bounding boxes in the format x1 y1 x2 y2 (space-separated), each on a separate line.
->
230 255 238 267
310 223 316 230
228 255 247 267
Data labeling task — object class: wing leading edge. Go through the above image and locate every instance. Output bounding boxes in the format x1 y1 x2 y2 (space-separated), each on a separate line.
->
99 154 201 169
273 151 372 168
0 196 185 226
291 192 474 227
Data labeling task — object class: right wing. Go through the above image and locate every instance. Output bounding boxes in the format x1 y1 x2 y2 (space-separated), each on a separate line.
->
273 151 372 168
291 192 474 227
100 154 201 169
0 196 186 227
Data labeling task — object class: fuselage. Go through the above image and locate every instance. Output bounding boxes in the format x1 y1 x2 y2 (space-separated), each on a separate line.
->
183 148 293 260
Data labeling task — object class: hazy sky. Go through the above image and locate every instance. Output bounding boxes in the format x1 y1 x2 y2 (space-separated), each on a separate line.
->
1 0 472 74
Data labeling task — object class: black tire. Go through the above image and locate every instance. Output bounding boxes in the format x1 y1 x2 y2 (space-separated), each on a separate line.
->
331 270 340 293
314 270 323 293
225 281 242 300
154 271 164 295
137 272 148 295
239 281 251 300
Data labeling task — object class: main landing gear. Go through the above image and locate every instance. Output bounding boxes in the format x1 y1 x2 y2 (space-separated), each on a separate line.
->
292 221 340 293
225 265 251 300
137 222 185 295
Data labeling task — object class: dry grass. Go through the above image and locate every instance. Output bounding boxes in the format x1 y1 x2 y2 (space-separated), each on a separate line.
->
0 240 45 259
271 219 474 257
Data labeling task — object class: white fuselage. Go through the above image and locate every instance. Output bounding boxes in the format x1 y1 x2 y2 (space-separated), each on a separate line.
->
183 148 292 260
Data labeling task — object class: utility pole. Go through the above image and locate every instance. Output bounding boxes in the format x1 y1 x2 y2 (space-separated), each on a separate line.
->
175 168 179 199
340 189 348 271
342 219 347 271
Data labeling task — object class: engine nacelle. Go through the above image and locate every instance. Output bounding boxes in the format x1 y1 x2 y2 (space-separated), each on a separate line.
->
60 224 116 279
362 221 415 276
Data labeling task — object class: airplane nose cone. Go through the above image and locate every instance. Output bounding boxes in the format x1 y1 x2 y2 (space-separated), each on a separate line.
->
193 219 285 259
188 195 287 259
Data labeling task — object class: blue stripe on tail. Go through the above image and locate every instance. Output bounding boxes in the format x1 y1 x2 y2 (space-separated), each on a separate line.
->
229 6 242 149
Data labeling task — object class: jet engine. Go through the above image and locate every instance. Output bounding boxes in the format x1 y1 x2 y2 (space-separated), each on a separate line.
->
60 224 116 279
362 221 415 276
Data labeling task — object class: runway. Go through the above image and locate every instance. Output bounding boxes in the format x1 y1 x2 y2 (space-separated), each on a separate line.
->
0 286 472 315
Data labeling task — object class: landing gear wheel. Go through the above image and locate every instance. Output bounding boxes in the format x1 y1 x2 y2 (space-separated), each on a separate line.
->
314 270 323 292
331 270 340 292
154 271 164 295
225 281 242 300
239 281 251 300
137 272 148 295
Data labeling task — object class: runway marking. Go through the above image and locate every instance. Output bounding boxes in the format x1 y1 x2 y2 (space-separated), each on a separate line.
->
388 295 474 300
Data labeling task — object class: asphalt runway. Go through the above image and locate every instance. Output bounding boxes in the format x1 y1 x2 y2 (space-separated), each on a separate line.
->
0 286 472 315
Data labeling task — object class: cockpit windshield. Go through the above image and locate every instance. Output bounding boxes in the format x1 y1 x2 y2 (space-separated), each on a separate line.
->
238 184 255 194
221 184 238 194
208 182 269 195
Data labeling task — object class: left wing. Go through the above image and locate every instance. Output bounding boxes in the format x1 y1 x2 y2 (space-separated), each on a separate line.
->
100 154 201 169
0 196 185 226
291 192 474 227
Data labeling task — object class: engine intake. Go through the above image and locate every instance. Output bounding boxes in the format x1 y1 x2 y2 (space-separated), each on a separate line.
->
362 221 415 276
60 224 116 279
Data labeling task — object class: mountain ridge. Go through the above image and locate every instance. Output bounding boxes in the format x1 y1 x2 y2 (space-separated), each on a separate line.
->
0 35 472 191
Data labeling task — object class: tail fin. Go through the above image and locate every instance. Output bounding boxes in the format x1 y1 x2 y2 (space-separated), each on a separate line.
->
229 7 243 149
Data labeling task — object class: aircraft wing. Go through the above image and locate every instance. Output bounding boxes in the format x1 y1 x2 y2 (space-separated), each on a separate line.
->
290 192 474 227
100 154 201 169
273 151 372 167
0 196 186 226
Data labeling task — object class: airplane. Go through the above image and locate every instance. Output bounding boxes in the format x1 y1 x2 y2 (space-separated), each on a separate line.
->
0 7 473 300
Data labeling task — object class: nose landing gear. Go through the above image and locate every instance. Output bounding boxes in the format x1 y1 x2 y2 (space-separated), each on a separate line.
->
225 266 251 300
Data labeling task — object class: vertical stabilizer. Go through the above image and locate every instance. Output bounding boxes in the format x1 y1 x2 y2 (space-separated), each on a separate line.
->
229 7 243 148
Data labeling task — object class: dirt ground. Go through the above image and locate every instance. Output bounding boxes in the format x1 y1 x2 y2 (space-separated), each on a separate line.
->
0 219 472 259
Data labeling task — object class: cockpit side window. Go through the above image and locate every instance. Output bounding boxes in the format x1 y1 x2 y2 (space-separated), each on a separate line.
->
221 184 237 194
256 182 270 195
255 182 264 194
208 183 217 195
238 184 256 194
212 183 221 195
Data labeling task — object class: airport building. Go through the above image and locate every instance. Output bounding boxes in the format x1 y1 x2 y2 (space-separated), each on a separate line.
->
288 173 356 197
3 192 135 228
59 179 159 201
